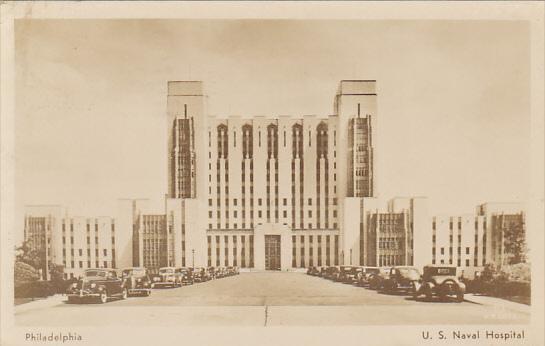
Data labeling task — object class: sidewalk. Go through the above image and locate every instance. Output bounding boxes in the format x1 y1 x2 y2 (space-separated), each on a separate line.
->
14 294 66 315
464 294 531 314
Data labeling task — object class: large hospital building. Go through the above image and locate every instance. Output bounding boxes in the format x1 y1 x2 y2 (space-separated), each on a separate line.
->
23 81 526 279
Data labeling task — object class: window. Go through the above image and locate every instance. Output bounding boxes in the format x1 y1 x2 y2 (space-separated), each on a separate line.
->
466 259 470 267
466 247 470 255
440 247 444 255
308 198 312 205
258 198 262 206
103 249 108 256
79 261 83 268
209 199 212 206
283 210 287 218
104 261 108 268
283 198 287 206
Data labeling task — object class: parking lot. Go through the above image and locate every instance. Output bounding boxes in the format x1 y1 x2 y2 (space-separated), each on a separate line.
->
15 271 530 326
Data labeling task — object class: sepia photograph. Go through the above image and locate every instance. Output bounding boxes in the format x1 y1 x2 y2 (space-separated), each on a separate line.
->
1 2 543 346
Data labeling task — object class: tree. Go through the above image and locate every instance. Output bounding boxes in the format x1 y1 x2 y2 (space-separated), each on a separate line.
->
503 221 527 265
15 241 45 270
49 263 64 282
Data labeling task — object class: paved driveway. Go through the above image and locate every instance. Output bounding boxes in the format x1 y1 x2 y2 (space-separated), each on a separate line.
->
15 272 530 326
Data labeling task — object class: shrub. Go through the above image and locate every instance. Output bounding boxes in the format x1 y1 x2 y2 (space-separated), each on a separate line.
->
14 281 56 299
14 261 40 286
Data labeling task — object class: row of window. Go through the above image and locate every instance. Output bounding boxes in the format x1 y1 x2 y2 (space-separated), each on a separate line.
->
433 246 484 256
432 220 487 231
432 258 485 267
206 235 254 268
62 260 114 269
208 197 339 207
291 234 339 267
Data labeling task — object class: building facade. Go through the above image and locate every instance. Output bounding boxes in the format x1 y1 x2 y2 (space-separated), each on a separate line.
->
23 80 526 279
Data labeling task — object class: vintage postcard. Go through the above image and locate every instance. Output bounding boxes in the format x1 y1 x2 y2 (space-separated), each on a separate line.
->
1 2 543 346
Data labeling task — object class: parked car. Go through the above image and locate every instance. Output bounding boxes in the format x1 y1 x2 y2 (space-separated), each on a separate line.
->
66 268 127 304
367 267 391 290
318 266 328 277
153 267 181 288
193 267 210 282
121 267 152 297
178 267 195 285
324 266 340 280
339 266 364 283
207 267 217 279
413 265 465 302
306 266 319 276
357 267 381 287
214 267 225 279
381 266 421 294
226 266 240 276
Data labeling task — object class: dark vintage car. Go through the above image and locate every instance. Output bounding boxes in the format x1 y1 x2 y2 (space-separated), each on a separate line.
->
66 269 127 304
357 267 381 287
121 267 152 297
152 267 181 288
306 266 320 276
193 267 210 282
381 266 421 294
338 266 364 283
413 265 465 302
367 267 391 290
178 267 195 285
318 266 328 277
324 266 340 280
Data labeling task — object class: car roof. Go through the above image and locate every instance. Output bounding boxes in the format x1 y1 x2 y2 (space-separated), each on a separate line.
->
424 264 457 269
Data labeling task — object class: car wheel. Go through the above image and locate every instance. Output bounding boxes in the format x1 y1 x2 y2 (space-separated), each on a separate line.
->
121 288 128 300
424 287 433 301
456 292 464 303
99 291 108 304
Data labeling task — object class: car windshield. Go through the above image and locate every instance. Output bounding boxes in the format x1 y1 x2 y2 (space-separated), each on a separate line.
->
365 268 379 274
340 267 352 272
159 268 174 274
84 270 107 277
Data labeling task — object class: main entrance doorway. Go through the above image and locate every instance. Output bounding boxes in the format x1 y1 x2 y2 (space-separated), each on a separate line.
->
264 235 281 270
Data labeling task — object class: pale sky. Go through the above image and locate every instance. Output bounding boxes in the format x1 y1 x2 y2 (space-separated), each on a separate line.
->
15 20 530 242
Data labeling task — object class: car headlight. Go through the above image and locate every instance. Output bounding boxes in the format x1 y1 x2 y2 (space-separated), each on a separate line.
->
90 283 96 289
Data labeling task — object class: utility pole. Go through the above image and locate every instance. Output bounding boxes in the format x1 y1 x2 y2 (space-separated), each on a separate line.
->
192 249 195 269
